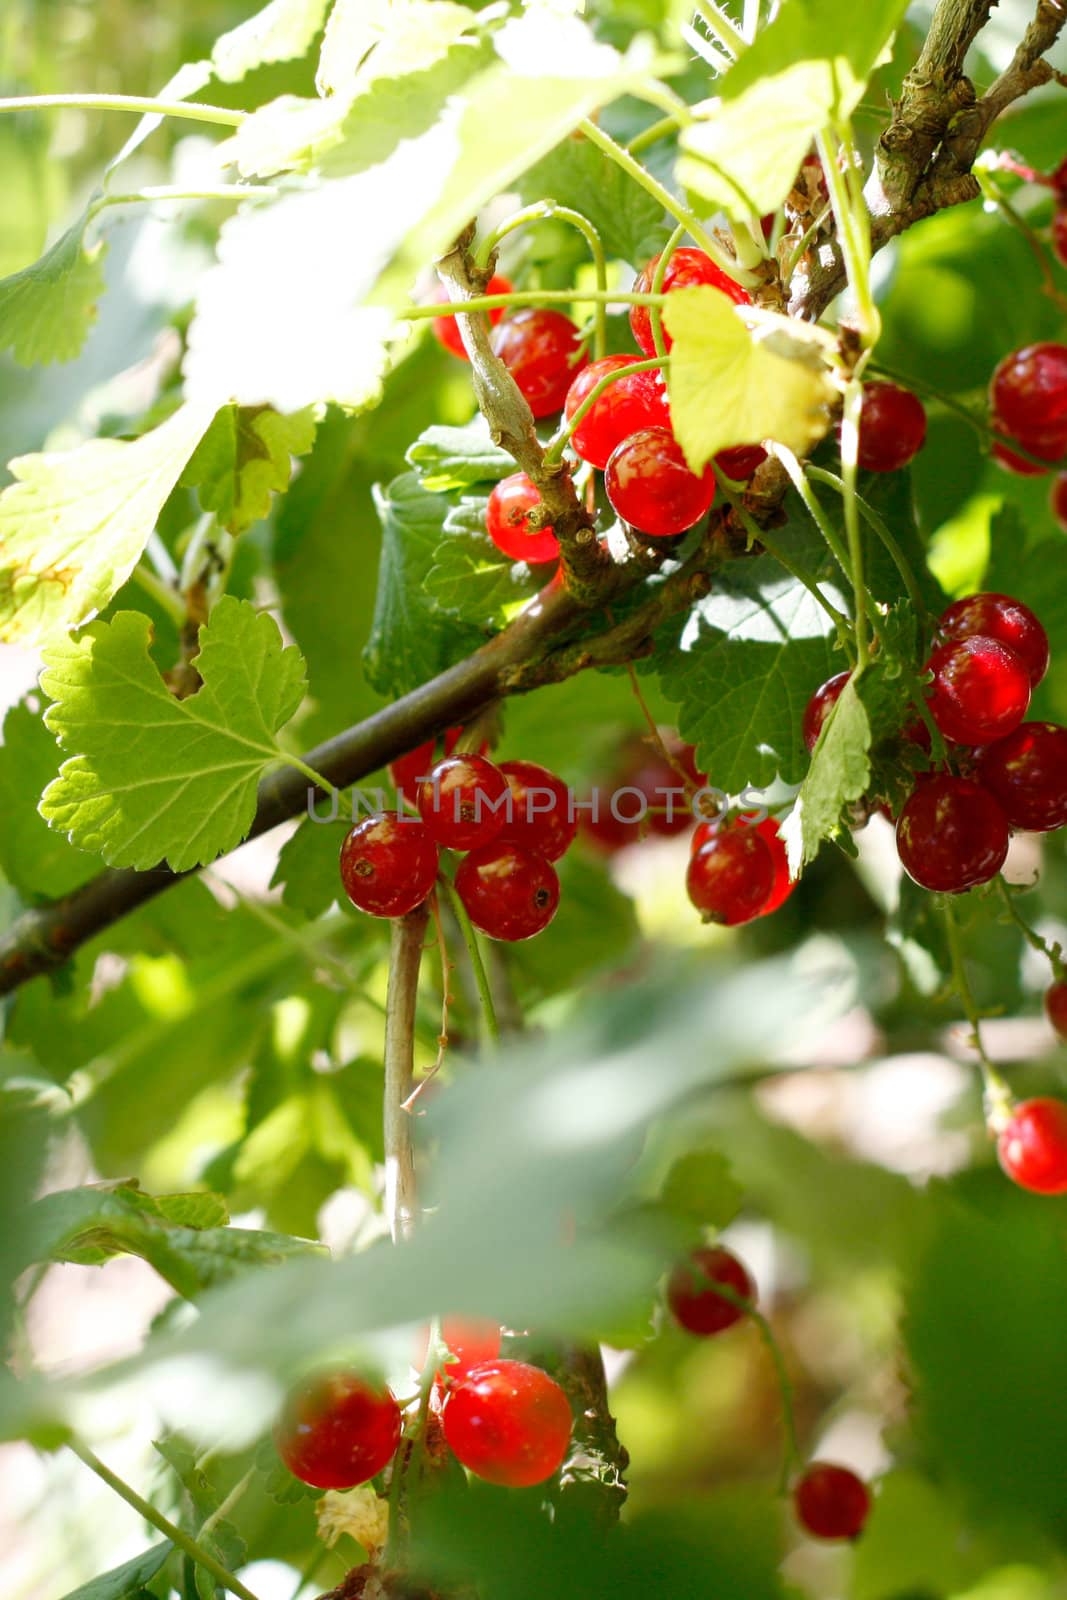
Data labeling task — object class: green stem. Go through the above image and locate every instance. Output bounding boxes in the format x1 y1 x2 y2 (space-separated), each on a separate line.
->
838 378 871 670
815 124 879 347
869 359 1067 470
405 287 665 321
997 877 1065 977
91 185 276 218
130 563 187 629
282 755 338 795
439 878 499 1046
695 1 748 57
69 1441 261 1600
782 202 833 284
807 464 929 622
544 356 666 466
199 1467 255 1540
771 447 853 586
693 1279 798 1492
943 900 1014 1124
650 223 687 362
0 93 245 127
627 110 690 157
481 203 609 360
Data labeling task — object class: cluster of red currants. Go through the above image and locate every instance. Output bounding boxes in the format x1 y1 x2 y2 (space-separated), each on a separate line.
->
667 1244 871 1542
988 339 1067 529
339 734 577 941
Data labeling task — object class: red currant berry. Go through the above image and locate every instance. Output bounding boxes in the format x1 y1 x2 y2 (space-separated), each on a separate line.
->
605 427 715 537
691 815 796 917
803 670 850 753
686 820 776 925
418 754 510 852
1045 981 1067 1041
490 309 587 419
431 276 512 360
997 1097 1067 1194
855 382 927 472
442 1359 572 1487
667 1245 754 1336
990 343 1067 439
895 774 1009 892
1051 472 1067 532
563 356 669 469
497 759 577 862
925 635 1031 745
1053 157 1067 200
1053 209 1067 270
938 593 1049 688
390 727 465 808
454 842 560 941
629 248 751 358
991 419 1067 476
581 743 698 850
793 1463 871 1541
485 473 559 565
415 1317 502 1386
975 721 1067 832
715 444 768 481
340 816 439 918
274 1371 401 1490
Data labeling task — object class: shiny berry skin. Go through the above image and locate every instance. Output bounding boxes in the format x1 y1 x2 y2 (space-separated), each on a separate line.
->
442 1359 572 1487
691 815 796 917
1045 981 1067 1040
1053 209 1067 270
991 421 1067 476
997 1098 1067 1194
497 759 577 862
895 775 1009 893
431 275 512 359
925 635 1031 745
490 309 587 419
715 444 767 481
454 842 560 941
563 356 669 469
686 821 776 925
485 473 559 565
1051 472 1067 532
667 1245 754 1336
629 248 751 357
390 727 465 807
938 593 1049 688
418 754 510 852
340 816 440 918
793 1463 871 1541
855 381 927 472
605 427 715 537
274 1371 402 1490
416 1317 502 1386
990 343 1067 438
975 721 1067 832
803 670 850 754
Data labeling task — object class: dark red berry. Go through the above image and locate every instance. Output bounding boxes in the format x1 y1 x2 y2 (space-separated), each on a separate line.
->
442 1359 572 1487
490 309 587 419
691 814 796 917
990 343 1067 439
895 774 1009 892
793 1463 871 1541
715 444 767 481
454 842 560 941
563 356 669 469
667 1245 754 1336
418 754 510 852
925 635 1031 745
1051 472 1067 531
415 1317 502 1387
630 248 751 358
803 670 850 754
975 721 1067 832
937 593 1049 688
992 421 1067 476
390 727 466 807
855 382 927 472
275 1371 401 1490
431 276 512 360
1053 209 1067 270
497 759 577 862
605 427 715 537
1045 981 1067 1040
1053 157 1067 200
997 1097 1067 1194
340 816 439 918
686 821 776 924
581 736 702 849
485 473 559 565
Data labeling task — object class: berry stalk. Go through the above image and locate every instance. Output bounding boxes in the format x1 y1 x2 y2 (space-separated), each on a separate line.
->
942 899 1014 1125
480 203 610 361
384 902 432 1242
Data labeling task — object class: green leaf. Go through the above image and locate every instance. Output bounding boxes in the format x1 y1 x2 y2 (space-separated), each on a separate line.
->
518 134 668 265
722 0 911 104
664 290 836 474
154 1436 247 1585
659 1148 743 1230
211 0 331 82
272 816 354 919
0 213 107 367
0 402 214 645
851 1470 968 1600
39 596 307 871
0 697 98 898
316 0 479 96
406 417 514 492
783 672 871 870
57 1543 172 1600
181 404 319 534
426 495 540 631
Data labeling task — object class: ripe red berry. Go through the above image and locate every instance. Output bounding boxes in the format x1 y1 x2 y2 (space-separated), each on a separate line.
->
581 736 702 849
490 309 587 418
793 1463 871 1541
686 820 776 924
997 1097 1067 1194
691 815 796 917
855 381 927 472
605 427 715 537
442 1359 572 1487
431 275 512 360
1053 157 1067 200
715 444 768 481
1053 209 1067 270
990 343 1067 439
803 670 850 754
454 842 560 941
667 1245 754 1335
925 635 1031 745
485 473 559 565
895 774 1009 892
390 727 466 807
975 721 1067 832
1051 472 1067 531
340 816 440 918
415 1317 503 1386
274 1371 402 1490
937 593 1049 688
629 247 751 358
992 429 1067 476
563 356 669 469
497 759 577 862
418 754 510 852
1045 981 1067 1040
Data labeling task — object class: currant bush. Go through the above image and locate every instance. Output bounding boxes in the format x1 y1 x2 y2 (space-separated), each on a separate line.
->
924 635 1031 746
937 593 1049 688
563 356 669 469
418 754 511 852
975 721 1067 832
855 381 927 472
687 822 776 925
629 247 751 357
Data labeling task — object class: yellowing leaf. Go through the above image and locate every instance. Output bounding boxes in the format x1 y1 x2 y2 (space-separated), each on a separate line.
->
664 287 835 474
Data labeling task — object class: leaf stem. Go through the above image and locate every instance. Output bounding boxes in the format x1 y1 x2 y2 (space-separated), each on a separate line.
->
438 878 499 1046
130 563 187 630
405 287 664 321
838 378 871 670
942 898 1014 1124
0 93 246 127
770 446 853 586
199 1466 255 1540
480 203 609 360
806 464 930 621
384 903 431 1243
815 123 879 347
650 223 687 362
544 356 666 466
697 1280 799 1492
91 185 276 219
627 109 690 157
996 876 1065 977
695 1 749 58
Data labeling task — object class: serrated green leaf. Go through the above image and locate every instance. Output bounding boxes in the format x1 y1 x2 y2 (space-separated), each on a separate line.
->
660 1148 743 1229
211 0 331 82
406 418 514 492
181 404 319 534
784 672 871 870
0 213 107 366
664 289 835 473
519 134 668 265
57 1543 172 1600
39 596 307 872
0 697 98 898
721 0 911 103
271 816 353 919
426 495 540 630
0 402 214 645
